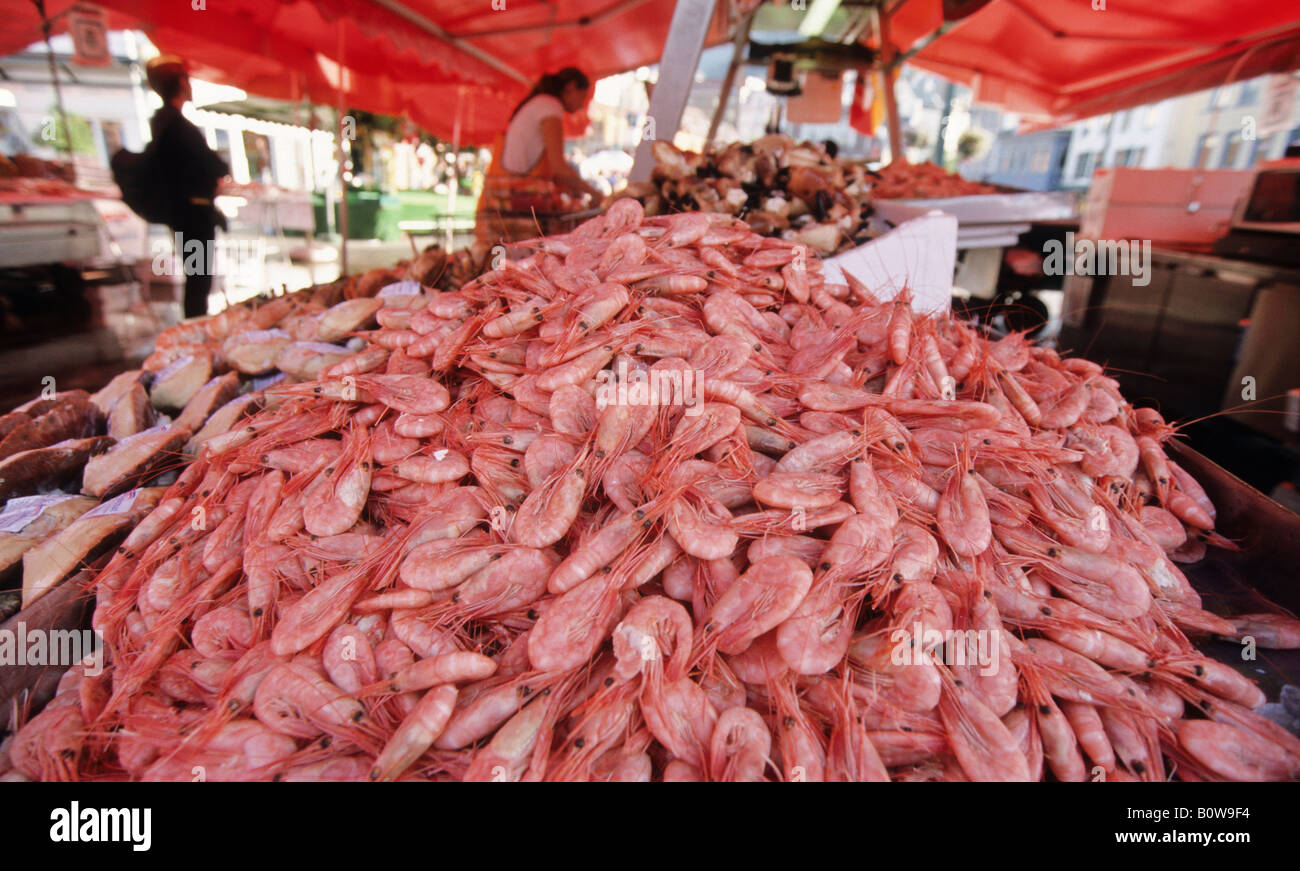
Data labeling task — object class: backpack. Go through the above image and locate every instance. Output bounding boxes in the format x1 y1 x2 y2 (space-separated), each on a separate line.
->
110 110 183 226
110 144 173 225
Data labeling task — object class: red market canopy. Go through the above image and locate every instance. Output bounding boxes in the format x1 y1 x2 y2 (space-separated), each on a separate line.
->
2 0 733 144
887 0 1300 126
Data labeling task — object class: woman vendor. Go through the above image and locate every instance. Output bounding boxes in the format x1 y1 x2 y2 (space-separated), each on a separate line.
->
476 68 601 243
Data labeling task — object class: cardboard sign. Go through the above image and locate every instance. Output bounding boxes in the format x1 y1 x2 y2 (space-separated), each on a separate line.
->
821 211 958 315
69 5 110 68
787 71 844 124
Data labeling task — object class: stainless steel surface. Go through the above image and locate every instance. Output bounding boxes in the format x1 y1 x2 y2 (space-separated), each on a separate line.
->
1170 442 1300 697
0 198 101 268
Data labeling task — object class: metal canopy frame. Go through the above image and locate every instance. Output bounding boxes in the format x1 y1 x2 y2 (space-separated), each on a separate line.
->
631 0 909 175
365 0 532 85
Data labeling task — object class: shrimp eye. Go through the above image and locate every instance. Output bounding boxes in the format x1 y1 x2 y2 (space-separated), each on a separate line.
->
983 439 991 445
520 686 531 696
604 677 614 687
510 458 520 467
1193 664 1204 677
1131 761 1146 775
783 717 796 729
1040 607 1052 616
820 562 831 571
1038 704 1051 716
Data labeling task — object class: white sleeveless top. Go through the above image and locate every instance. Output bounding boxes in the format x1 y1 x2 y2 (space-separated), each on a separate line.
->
501 94 564 175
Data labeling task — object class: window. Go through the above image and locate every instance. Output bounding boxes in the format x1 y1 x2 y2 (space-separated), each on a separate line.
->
1221 132 1242 168
243 131 273 184
1128 148 1145 167
1248 133 1271 166
212 128 233 172
1193 134 1217 167
1237 78 1262 107
1209 86 1233 109
1073 151 1095 179
100 120 123 156
1031 149 1049 173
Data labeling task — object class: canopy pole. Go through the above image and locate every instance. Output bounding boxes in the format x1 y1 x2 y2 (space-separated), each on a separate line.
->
934 78 955 165
706 9 756 147
448 85 464 250
32 0 70 159
336 23 349 276
875 6 905 164
629 0 718 182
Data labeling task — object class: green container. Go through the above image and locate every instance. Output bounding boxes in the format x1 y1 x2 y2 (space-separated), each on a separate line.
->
394 189 478 225
312 191 403 241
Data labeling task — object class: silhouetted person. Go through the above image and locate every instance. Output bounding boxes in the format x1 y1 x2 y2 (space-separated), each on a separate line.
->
145 55 229 318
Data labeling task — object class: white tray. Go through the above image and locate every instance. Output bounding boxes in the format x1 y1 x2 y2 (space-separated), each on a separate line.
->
875 191 1076 226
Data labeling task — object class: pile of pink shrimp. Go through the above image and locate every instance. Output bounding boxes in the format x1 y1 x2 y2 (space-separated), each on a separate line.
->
6 200 1300 782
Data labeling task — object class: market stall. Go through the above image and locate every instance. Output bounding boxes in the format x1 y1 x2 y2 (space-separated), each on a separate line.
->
1 0 1300 792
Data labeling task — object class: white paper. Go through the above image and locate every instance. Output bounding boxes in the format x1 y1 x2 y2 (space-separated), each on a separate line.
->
821 211 957 315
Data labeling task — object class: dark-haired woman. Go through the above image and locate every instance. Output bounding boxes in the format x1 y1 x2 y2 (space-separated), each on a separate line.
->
477 68 599 244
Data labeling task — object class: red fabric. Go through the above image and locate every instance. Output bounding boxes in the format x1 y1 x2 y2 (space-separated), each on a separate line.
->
889 0 1300 125
848 74 874 136
1 0 728 145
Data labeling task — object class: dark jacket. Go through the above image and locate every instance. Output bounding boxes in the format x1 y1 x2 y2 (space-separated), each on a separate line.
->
149 104 229 229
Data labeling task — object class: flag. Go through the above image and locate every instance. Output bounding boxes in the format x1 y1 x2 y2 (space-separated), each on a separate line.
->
850 70 888 137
